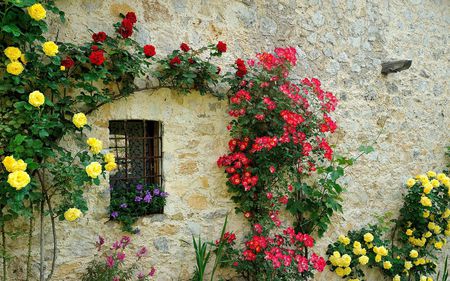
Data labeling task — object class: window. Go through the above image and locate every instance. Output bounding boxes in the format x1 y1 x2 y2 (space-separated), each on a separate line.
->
109 120 163 214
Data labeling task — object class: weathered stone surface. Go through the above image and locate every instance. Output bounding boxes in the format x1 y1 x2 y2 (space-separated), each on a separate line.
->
6 1 449 281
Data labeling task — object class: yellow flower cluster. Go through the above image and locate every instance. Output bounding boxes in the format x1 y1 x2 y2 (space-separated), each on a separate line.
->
85 162 102 179
27 3 46 21
338 235 351 245
64 208 82 222
419 277 433 281
104 153 117 171
72 113 87 129
4 47 26 75
373 246 388 262
2 156 31 190
86 138 102 154
352 241 366 255
29 90 45 107
42 41 59 57
329 251 353 277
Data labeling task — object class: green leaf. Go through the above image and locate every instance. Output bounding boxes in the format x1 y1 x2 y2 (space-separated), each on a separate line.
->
358 145 375 154
2 25 22 37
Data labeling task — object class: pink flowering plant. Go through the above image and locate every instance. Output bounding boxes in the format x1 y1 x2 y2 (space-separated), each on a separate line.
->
218 226 326 280
217 47 351 236
82 235 156 281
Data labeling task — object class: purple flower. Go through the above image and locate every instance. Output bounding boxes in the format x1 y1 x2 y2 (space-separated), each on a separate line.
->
120 203 128 208
106 255 115 268
117 251 126 262
120 236 131 248
135 196 143 202
149 266 156 277
136 246 148 259
153 189 160 196
111 211 119 219
136 184 143 191
160 192 169 197
137 272 145 280
96 235 105 251
111 240 121 250
144 191 152 203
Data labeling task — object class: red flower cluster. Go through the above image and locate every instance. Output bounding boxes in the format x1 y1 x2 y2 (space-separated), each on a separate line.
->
235 59 247 78
280 110 305 127
256 52 280 71
318 138 333 160
89 49 105 65
216 41 227 53
216 231 236 245
274 47 297 66
262 97 276 110
118 12 137 38
230 89 251 104
61 56 75 69
250 136 278 153
320 114 337 133
143 44 156 57
180 43 190 52
170 56 181 65
92 31 107 43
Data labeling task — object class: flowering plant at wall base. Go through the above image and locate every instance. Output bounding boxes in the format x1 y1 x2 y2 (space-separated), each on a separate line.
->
154 41 227 97
217 46 350 236
326 171 450 281
81 235 156 281
110 184 168 233
217 225 326 280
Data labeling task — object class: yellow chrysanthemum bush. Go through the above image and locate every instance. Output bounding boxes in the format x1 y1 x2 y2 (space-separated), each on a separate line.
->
327 170 450 281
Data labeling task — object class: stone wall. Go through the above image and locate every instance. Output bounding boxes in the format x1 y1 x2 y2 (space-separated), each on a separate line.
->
7 0 450 280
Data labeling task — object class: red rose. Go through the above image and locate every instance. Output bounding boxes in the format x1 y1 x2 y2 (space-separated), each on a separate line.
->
216 66 221 74
180 43 190 52
143 44 156 57
118 18 133 38
125 12 137 24
235 58 247 77
216 41 227 53
61 56 75 69
91 45 99 51
188 58 195 64
92 32 107 43
169 56 181 65
89 50 105 65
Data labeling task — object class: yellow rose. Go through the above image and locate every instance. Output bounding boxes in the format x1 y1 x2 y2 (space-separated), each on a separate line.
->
86 162 102 178
60 66 66 71
423 183 433 194
338 235 351 245
383 261 392 269
428 222 436 230
427 171 436 178
406 178 416 188
393 275 401 281
341 254 351 267
64 208 82 222
445 230 450 236
13 159 27 172
27 3 46 21
29 90 45 107
437 173 446 181
409 250 418 258
343 267 351 276
430 179 440 187
423 231 432 238
6 61 24 75
105 162 117 171
406 229 413 236
423 210 430 218
7 171 31 190
2 156 16 172
104 153 115 163
420 277 427 281
353 241 362 248
20 54 27 64
86 138 102 154
359 255 369 265
420 196 432 207
335 267 345 277
405 261 412 270
42 41 58 56
434 241 443 249
72 113 87 129
433 225 441 234
364 232 374 243
375 254 382 262
4 47 21 61
426 277 433 281
442 209 450 218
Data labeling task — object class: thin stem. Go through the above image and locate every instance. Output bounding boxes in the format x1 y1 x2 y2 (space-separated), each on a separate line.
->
44 192 56 281
26 203 33 281
39 199 45 281
1 208 6 281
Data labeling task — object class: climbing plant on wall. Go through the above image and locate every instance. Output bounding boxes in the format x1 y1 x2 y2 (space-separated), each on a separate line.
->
0 1 225 280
